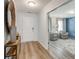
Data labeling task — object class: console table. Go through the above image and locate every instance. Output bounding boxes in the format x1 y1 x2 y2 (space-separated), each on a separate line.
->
4 36 21 59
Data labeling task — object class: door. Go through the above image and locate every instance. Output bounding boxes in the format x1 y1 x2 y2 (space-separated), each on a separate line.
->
22 13 35 42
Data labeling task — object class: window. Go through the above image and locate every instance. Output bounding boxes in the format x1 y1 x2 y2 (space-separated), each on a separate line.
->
58 19 63 31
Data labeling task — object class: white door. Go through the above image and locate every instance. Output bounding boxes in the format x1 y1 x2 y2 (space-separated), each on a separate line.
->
22 13 35 42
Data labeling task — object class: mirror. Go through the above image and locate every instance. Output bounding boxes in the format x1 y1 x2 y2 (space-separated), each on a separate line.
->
48 0 75 57
4 0 16 42
8 3 11 27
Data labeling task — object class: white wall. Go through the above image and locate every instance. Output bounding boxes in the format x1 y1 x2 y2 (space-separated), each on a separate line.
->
16 11 39 42
38 0 71 49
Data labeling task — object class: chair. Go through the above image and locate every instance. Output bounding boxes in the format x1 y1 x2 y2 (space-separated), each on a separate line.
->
60 31 68 39
50 33 58 41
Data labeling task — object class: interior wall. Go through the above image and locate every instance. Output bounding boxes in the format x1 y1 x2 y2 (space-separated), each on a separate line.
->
16 12 23 40
38 0 71 49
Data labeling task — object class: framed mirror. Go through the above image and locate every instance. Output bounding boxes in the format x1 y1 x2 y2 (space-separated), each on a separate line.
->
4 0 16 41
48 0 75 58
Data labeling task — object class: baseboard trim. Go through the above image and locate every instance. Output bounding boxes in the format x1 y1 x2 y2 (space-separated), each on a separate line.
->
21 40 38 43
38 41 48 50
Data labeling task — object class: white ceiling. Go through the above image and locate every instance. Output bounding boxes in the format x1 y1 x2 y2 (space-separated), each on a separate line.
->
14 0 51 13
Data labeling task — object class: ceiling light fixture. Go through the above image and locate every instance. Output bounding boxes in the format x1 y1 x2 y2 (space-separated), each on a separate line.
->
28 1 36 7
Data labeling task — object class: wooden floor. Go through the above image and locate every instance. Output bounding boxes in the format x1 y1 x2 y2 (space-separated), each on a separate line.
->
48 45 75 59
48 40 75 59
18 41 75 59
19 41 53 59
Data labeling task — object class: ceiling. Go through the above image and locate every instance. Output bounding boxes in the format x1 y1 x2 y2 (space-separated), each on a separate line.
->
49 0 75 18
14 0 51 13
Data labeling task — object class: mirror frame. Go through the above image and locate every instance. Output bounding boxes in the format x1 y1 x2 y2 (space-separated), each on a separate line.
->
4 0 16 34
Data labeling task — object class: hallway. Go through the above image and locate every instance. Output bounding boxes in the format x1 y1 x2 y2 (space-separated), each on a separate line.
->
4 0 75 59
